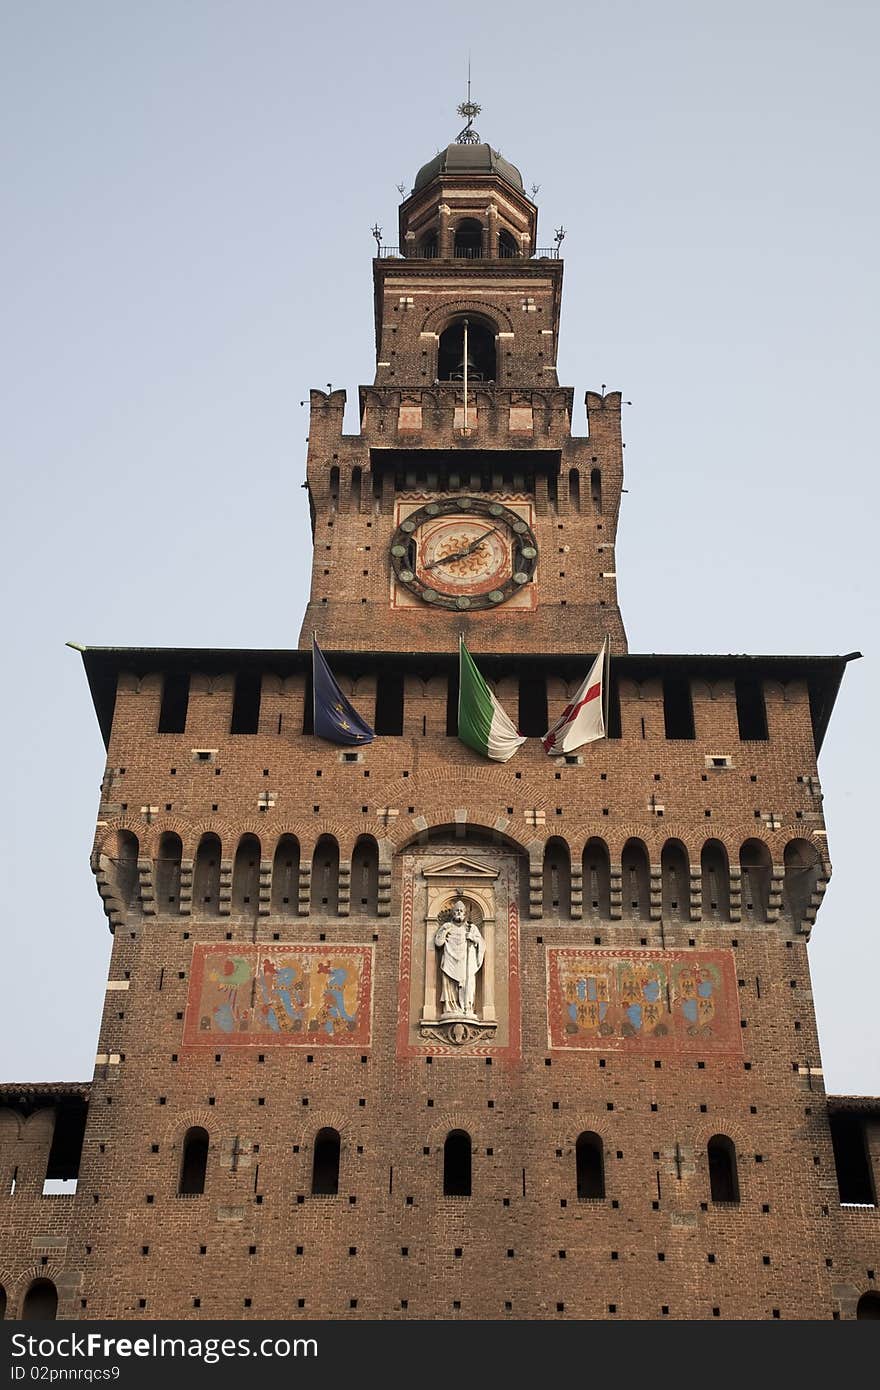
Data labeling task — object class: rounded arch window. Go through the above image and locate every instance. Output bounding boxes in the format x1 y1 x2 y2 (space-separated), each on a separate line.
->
179 1126 209 1195
443 1130 472 1196
498 228 519 258
437 318 496 383
857 1291 880 1319
416 230 437 259
453 219 482 258
576 1132 605 1199
707 1133 739 1203
22 1279 58 1320
312 1127 341 1195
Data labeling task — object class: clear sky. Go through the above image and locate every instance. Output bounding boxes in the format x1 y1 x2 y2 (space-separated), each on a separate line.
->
2 0 878 1094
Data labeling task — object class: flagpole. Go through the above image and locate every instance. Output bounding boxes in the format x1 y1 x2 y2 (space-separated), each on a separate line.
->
312 630 318 737
457 631 464 736
462 318 469 431
602 635 611 736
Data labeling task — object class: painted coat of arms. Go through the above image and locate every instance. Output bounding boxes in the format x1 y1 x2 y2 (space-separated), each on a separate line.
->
183 945 373 1048
547 948 741 1055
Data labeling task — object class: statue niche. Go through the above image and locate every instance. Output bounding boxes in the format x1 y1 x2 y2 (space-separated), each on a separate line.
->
419 859 499 1046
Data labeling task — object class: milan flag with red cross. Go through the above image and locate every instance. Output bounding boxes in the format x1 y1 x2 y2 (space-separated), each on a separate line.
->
542 637 609 755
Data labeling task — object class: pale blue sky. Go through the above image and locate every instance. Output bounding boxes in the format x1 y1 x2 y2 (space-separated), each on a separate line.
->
2 0 877 1092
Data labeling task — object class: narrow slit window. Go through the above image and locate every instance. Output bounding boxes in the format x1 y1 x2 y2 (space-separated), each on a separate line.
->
663 677 695 740
230 671 262 734
158 672 189 734
735 678 768 741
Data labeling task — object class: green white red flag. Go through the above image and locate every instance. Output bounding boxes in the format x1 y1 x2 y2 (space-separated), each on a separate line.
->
457 637 526 763
543 638 609 754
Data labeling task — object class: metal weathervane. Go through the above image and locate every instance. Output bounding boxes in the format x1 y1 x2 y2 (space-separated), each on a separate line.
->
456 62 481 144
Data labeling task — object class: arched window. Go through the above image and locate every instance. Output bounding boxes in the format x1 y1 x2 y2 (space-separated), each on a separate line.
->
193 833 221 915
311 835 339 914
155 831 182 911
329 465 339 507
590 467 602 513
857 1292 880 1319
437 318 496 382
21 1279 57 1320
416 231 438 259
700 840 730 920
707 1134 739 1203
271 834 300 913
443 1130 472 1196
576 1132 605 1199
783 838 821 927
621 838 650 920
112 829 139 908
179 1127 209 1195
232 834 260 913
498 228 519 258
350 465 362 512
543 837 572 918
583 838 611 919
740 839 772 922
453 218 482 258
569 468 581 511
661 840 689 918
351 836 379 915
311 1128 340 1195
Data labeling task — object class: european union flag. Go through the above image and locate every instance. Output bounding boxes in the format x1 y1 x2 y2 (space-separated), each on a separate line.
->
312 637 375 746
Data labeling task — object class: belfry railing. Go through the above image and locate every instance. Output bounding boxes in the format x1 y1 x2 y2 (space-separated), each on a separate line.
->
377 246 560 260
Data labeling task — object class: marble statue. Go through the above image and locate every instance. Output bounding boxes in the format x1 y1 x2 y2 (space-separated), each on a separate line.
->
434 899 485 1017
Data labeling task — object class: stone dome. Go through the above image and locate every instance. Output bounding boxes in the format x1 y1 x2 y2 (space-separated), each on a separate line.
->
413 143 525 194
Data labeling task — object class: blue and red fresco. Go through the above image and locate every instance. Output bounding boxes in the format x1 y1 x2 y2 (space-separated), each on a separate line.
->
184 945 372 1047
547 948 742 1055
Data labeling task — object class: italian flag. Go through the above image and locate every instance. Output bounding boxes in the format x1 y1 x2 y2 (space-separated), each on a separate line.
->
457 637 526 763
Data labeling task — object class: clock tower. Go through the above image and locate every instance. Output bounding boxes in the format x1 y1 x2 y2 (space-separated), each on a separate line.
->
1 102 874 1326
299 107 627 656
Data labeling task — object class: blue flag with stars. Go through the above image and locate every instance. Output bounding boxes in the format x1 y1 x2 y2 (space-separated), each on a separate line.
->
312 637 375 746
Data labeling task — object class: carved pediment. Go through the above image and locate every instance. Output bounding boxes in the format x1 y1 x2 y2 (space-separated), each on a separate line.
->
422 857 500 881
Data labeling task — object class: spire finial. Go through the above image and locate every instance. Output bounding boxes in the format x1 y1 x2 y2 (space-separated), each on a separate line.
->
456 59 481 144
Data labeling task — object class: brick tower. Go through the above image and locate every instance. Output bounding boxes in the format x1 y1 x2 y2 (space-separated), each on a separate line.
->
1 111 878 1323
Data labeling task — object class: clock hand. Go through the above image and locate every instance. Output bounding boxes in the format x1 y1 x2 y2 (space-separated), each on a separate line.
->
422 530 498 570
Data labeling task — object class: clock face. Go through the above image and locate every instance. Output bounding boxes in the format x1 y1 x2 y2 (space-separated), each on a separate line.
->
390 498 538 610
